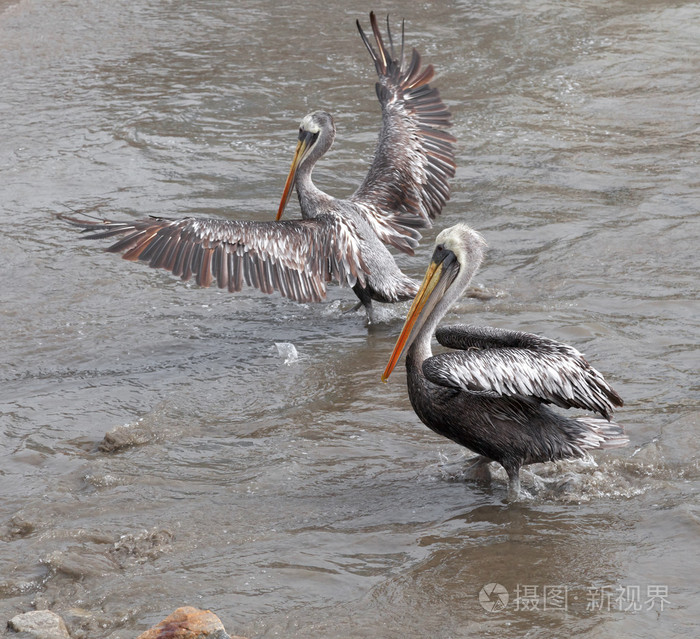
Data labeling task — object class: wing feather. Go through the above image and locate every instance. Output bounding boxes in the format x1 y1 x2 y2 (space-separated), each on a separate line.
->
425 325 624 420
352 12 456 254
61 214 367 303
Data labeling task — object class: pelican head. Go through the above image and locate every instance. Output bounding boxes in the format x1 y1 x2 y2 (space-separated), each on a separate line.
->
382 224 487 381
276 111 336 220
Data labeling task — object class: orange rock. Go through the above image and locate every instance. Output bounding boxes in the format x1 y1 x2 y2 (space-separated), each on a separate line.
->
136 606 247 639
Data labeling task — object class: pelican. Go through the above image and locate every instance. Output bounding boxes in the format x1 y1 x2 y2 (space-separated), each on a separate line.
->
382 224 627 500
62 12 455 323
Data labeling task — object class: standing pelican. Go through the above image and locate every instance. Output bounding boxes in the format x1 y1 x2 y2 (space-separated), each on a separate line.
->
61 13 455 323
382 224 627 500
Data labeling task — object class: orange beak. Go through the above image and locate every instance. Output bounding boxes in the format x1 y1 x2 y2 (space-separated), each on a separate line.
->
381 259 444 382
276 135 313 221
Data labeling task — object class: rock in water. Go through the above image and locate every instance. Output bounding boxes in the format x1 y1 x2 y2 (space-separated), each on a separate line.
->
136 606 247 639
8 610 70 639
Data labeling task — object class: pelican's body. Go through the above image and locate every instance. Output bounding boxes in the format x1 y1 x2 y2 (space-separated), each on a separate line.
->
63 13 455 323
284 162 422 309
382 224 627 499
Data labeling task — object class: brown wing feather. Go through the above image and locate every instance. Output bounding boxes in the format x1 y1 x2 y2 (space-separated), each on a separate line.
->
61 214 367 303
352 12 456 253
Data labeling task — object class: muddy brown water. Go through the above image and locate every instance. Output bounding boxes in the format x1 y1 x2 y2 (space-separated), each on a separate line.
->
1 0 698 637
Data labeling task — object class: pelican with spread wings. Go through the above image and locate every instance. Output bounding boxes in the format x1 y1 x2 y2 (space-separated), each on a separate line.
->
64 12 455 322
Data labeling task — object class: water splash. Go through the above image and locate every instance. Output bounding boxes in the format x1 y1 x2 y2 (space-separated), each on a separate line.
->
275 342 299 365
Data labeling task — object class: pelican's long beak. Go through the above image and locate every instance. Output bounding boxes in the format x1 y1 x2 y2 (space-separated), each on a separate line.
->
276 132 315 221
382 252 456 382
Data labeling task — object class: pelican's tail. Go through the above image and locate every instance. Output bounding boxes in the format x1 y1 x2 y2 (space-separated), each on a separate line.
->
574 417 629 450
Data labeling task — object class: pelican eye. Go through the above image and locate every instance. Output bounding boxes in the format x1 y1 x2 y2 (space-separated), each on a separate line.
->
298 129 320 145
434 244 448 259
432 243 455 267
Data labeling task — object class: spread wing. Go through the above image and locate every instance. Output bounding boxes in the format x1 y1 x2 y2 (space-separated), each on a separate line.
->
60 213 367 303
423 325 624 420
352 12 456 255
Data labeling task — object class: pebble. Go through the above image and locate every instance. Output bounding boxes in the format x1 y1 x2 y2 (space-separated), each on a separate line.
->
98 419 156 453
7 610 70 639
136 606 248 639
7 606 246 639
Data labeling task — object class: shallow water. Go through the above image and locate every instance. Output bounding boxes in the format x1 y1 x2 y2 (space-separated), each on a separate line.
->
1 0 698 637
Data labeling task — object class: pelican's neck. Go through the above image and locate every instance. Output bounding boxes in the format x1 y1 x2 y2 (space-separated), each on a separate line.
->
295 118 336 219
295 161 331 218
407 256 482 370
406 305 441 369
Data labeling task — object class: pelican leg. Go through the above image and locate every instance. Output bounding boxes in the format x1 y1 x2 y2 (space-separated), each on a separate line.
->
463 455 493 483
351 283 376 324
343 299 375 322
364 301 376 325
344 301 363 314
507 475 521 501
503 463 522 501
